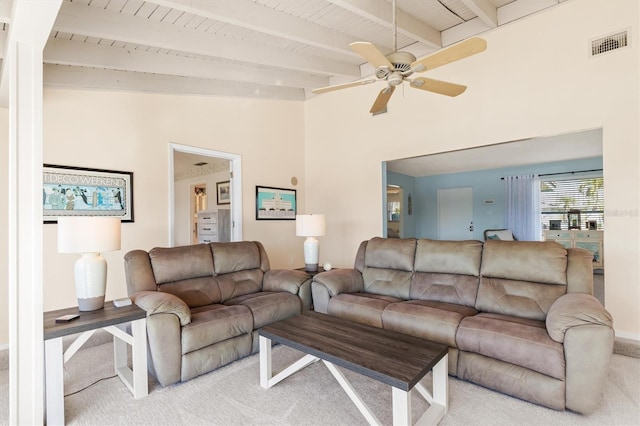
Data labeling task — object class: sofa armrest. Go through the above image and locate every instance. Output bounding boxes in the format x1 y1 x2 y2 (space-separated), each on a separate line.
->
311 269 364 313
263 269 313 310
131 290 191 326
546 293 613 343
546 293 614 414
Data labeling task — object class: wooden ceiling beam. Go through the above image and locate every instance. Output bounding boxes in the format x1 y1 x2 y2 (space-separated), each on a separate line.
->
461 0 497 28
54 1 361 78
44 38 329 90
146 0 361 58
326 0 442 48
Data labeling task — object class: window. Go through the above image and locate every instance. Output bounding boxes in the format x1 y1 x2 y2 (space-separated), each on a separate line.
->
540 176 604 232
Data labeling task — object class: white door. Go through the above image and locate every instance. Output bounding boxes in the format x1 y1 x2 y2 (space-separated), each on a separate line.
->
438 187 473 240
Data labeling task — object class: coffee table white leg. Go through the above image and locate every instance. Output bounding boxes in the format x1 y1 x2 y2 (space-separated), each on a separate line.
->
44 337 64 426
259 335 272 388
392 387 411 426
432 354 448 414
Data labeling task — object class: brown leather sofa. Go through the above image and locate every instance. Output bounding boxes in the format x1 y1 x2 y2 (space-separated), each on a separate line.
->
311 237 613 414
124 241 311 386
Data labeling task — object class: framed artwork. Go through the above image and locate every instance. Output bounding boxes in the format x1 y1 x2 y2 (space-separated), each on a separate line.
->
256 186 296 220
216 181 230 205
43 164 134 223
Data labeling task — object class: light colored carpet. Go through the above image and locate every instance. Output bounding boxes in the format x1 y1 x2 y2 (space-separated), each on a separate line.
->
1 342 639 425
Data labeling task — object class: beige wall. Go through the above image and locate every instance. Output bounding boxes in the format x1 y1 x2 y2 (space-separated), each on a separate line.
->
0 90 306 347
305 0 640 339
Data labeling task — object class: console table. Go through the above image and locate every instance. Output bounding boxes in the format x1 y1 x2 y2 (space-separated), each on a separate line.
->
43 302 148 425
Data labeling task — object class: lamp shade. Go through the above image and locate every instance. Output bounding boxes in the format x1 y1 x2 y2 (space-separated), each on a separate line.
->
58 216 121 253
295 214 325 237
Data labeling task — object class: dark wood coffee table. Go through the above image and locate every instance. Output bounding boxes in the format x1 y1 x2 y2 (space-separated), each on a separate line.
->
259 311 449 425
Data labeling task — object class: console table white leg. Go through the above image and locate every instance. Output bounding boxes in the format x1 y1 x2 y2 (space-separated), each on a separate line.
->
131 318 148 399
259 336 272 389
392 387 411 426
44 337 64 426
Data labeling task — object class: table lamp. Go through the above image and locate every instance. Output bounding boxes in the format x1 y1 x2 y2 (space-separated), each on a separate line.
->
57 216 121 311
296 214 325 272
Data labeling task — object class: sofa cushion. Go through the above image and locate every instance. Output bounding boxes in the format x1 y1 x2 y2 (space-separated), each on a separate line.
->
327 293 401 328
475 276 567 321
414 239 482 277
216 269 264 302
457 313 565 380
158 277 222 308
481 240 567 285
364 237 416 271
410 272 479 308
181 304 253 354
149 244 214 284
382 300 477 347
225 291 301 328
362 268 412 299
211 241 262 275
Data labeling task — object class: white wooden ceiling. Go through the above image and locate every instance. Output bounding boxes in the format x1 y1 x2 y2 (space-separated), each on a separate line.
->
0 0 567 100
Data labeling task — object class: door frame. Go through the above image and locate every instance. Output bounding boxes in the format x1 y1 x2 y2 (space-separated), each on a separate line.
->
169 143 242 245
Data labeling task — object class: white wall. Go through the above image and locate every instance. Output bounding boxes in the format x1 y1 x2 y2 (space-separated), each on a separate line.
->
0 90 307 347
305 0 640 338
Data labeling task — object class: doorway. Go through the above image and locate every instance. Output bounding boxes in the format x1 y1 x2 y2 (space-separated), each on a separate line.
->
438 187 473 240
169 143 242 246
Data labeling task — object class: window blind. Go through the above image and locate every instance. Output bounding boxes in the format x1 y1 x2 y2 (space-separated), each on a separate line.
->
540 177 604 230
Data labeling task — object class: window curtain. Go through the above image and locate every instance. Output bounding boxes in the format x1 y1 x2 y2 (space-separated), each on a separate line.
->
504 174 541 241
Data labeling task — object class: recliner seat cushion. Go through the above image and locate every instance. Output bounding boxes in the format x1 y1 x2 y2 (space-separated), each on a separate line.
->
457 312 565 380
225 291 301 328
181 304 253 354
382 300 477 347
327 293 401 328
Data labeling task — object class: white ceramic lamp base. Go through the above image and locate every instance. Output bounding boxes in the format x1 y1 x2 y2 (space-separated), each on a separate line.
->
303 237 320 272
75 252 107 311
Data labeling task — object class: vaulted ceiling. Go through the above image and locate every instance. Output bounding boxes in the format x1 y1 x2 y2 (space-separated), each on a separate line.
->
1 0 567 100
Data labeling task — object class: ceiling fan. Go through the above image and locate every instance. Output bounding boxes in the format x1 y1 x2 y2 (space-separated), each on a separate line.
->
312 0 487 115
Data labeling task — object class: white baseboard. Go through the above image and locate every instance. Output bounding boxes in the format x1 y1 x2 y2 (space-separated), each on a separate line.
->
615 330 640 341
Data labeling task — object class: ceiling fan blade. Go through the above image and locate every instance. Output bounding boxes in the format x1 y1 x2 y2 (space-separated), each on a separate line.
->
312 79 377 95
410 77 467 97
370 86 395 114
411 37 487 72
350 42 393 69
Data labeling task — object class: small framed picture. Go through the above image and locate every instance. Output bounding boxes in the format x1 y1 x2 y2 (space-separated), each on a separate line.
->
588 220 598 230
216 181 230 205
255 186 296 220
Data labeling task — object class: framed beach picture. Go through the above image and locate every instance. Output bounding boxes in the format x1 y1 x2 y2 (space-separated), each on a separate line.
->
43 164 134 223
217 180 230 205
255 186 296 220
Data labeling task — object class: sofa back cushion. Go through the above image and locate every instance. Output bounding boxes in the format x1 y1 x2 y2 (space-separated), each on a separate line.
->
150 244 214 283
362 237 416 299
149 244 221 308
211 241 268 301
410 239 482 307
211 242 263 274
476 240 568 320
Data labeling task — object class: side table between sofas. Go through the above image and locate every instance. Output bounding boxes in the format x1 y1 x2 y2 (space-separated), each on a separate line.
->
43 302 148 425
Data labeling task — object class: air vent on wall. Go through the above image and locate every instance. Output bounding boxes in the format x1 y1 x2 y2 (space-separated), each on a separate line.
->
591 30 628 56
